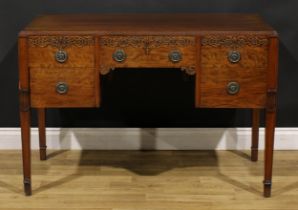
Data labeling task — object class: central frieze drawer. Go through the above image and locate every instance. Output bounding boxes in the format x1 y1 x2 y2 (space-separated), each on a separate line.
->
99 36 197 75
28 36 95 68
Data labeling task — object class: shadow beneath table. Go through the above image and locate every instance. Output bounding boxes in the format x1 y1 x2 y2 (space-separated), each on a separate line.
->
228 150 252 161
46 150 69 159
33 126 267 195
0 180 23 195
216 172 262 196
78 150 219 176
272 181 298 197
75 127 224 176
34 173 80 194
31 127 223 194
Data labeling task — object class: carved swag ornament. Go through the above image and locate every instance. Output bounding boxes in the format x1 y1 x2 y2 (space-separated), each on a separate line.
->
28 36 95 50
100 36 196 75
201 35 269 48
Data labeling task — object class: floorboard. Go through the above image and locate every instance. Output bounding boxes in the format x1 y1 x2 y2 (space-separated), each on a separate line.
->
0 150 297 210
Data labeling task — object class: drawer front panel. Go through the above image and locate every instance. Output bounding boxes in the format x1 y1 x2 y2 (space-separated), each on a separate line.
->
30 68 96 108
198 35 269 108
99 36 197 75
200 67 267 108
201 46 268 69
28 36 95 68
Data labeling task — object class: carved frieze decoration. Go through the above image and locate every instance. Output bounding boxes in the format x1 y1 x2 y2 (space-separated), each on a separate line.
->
100 36 195 55
100 65 196 76
201 35 268 48
28 36 95 49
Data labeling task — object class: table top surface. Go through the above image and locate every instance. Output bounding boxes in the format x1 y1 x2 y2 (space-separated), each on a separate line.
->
20 13 277 36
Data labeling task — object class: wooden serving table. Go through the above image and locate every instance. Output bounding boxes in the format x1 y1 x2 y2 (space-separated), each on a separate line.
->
18 13 279 197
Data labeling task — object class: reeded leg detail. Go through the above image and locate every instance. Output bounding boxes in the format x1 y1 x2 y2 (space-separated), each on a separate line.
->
38 108 47 161
251 109 260 161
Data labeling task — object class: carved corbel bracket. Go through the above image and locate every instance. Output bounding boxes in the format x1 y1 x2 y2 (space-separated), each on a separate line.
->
100 65 116 75
100 65 197 76
266 88 277 113
181 66 196 76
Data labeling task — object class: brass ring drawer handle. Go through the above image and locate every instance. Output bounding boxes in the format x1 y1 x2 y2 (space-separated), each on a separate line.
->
228 51 241 63
169 50 182 63
113 49 127 62
227 81 240 95
56 82 68 94
55 50 68 63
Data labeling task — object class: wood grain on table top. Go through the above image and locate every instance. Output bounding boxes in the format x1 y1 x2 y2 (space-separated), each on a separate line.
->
19 13 277 36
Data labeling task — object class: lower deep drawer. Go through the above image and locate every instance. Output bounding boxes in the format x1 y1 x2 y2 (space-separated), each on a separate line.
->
30 68 96 108
198 67 267 108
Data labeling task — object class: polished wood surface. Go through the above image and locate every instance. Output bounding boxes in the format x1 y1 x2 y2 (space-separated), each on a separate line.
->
99 36 197 75
1 150 298 209
37 108 47 161
251 109 260 161
18 37 32 196
199 37 268 108
30 68 96 108
264 38 279 197
28 36 95 68
19 13 277 36
18 13 279 197
201 45 268 69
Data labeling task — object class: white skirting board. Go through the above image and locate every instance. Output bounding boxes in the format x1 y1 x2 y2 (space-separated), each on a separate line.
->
0 128 297 150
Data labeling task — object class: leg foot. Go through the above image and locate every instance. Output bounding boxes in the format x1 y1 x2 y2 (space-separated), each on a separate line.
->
251 148 258 162
24 178 32 196
263 180 272 197
40 146 47 161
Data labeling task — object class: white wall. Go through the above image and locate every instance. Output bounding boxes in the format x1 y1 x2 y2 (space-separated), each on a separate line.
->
0 128 297 150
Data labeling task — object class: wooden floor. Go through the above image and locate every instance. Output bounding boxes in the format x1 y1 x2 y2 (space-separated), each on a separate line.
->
0 150 298 210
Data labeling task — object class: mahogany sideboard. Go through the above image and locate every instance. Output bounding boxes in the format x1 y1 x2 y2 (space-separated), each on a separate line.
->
18 14 279 197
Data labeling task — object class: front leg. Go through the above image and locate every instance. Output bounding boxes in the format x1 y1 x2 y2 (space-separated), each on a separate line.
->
263 89 277 197
19 37 32 196
19 89 32 196
263 37 278 197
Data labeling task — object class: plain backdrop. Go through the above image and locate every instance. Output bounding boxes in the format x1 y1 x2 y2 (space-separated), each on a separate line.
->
0 0 297 128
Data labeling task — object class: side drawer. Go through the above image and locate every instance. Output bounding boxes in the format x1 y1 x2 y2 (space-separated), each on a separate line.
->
30 68 96 108
198 35 269 108
28 36 95 68
99 36 197 74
